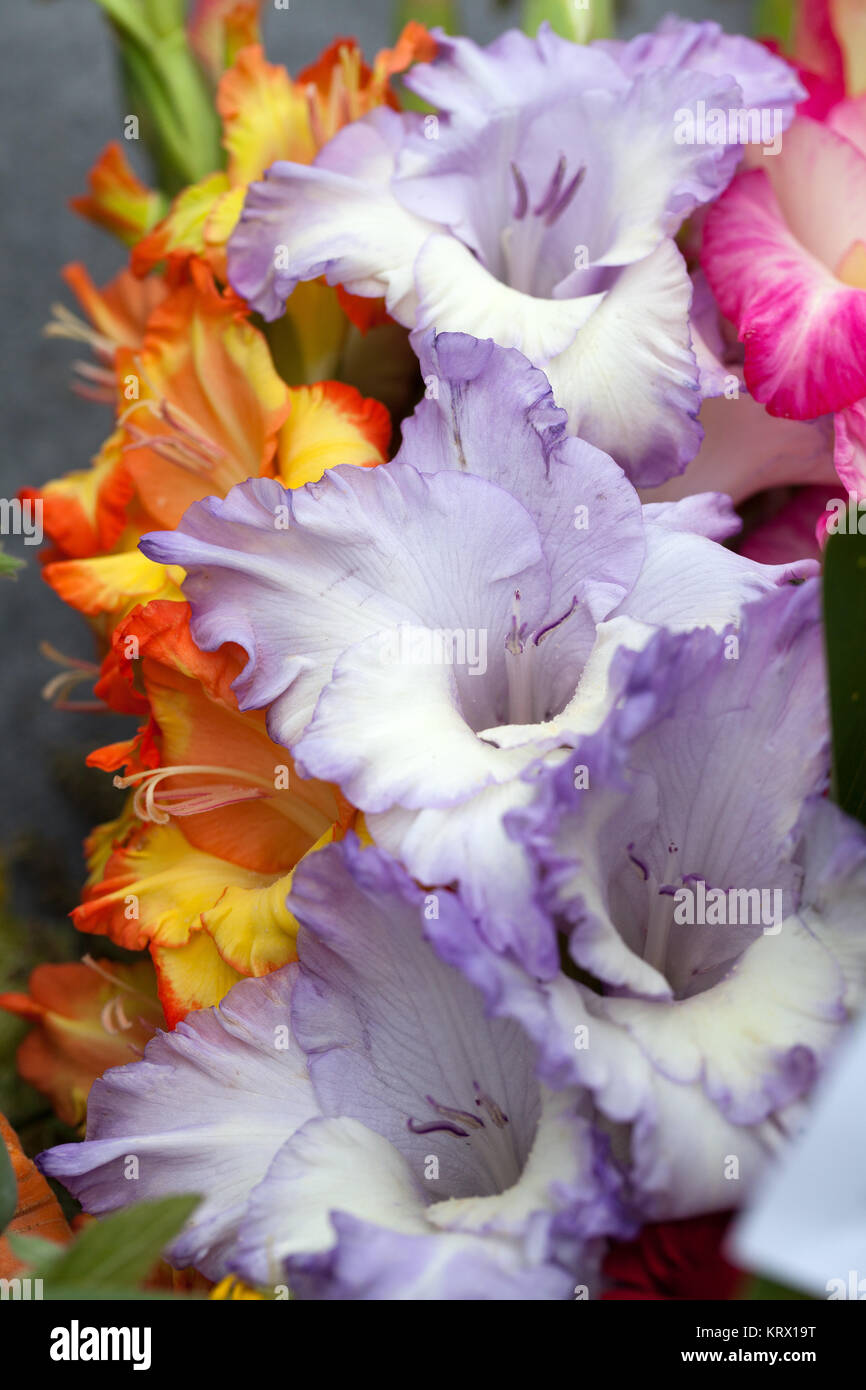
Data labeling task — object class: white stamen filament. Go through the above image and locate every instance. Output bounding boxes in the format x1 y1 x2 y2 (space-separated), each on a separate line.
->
44 303 115 360
114 765 276 825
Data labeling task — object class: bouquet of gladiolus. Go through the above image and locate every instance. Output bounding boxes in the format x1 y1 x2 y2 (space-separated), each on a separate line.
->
2 0 866 1310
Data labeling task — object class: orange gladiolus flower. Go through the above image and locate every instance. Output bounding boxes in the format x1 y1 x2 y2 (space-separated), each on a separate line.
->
40 262 389 633
0 960 164 1129
73 600 355 1024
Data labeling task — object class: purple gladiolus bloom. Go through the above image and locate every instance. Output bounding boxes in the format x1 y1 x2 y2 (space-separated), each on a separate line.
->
227 19 803 484
40 838 627 1299
139 334 815 973
424 581 866 1219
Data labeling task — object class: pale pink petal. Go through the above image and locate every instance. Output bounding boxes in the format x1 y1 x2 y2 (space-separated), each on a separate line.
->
765 118 866 273
642 392 835 506
827 95 866 156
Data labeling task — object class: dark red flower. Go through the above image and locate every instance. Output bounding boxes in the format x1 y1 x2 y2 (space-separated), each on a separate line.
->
602 1213 743 1300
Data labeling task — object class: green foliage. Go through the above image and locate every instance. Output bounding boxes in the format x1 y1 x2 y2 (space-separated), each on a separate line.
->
11 1194 201 1298
0 547 22 578
823 531 866 826
5 1233 66 1270
522 0 613 42
90 0 223 193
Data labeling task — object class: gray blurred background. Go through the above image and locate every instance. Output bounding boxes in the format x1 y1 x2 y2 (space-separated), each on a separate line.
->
0 0 754 928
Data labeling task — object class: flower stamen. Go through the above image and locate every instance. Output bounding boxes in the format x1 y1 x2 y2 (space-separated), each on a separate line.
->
113 765 274 824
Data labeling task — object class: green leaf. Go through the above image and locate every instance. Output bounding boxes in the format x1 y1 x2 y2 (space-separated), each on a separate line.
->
823 529 866 826
90 0 223 194
30 1194 200 1290
0 547 22 578
0 1133 16 1235
5 1233 67 1270
522 0 614 42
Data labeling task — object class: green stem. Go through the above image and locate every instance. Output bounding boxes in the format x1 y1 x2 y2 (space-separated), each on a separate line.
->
91 0 223 194
521 0 614 42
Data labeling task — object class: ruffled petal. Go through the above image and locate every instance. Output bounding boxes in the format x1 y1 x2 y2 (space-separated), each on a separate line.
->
39 969 319 1281
228 107 435 321
141 465 551 750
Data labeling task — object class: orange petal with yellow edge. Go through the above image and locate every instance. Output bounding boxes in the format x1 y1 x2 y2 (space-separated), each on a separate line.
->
276 380 391 489
131 171 231 279
71 819 280 951
120 261 289 527
218 44 316 184
149 933 244 1027
188 0 264 81
70 143 164 246
21 432 133 561
42 550 185 623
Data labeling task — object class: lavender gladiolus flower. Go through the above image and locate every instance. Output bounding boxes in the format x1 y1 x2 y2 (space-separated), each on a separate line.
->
425 581 866 1219
227 20 803 484
40 838 626 1299
140 334 815 972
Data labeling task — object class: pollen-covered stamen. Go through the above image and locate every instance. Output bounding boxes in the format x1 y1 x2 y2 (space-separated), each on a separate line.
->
410 1084 523 1193
113 765 275 825
533 153 567 219
628 847 650 882
407 1094 485 1138
545 164 586 226
502 155 587 292
533 595 579 647
473 1081 508 1128
510 161 529 220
